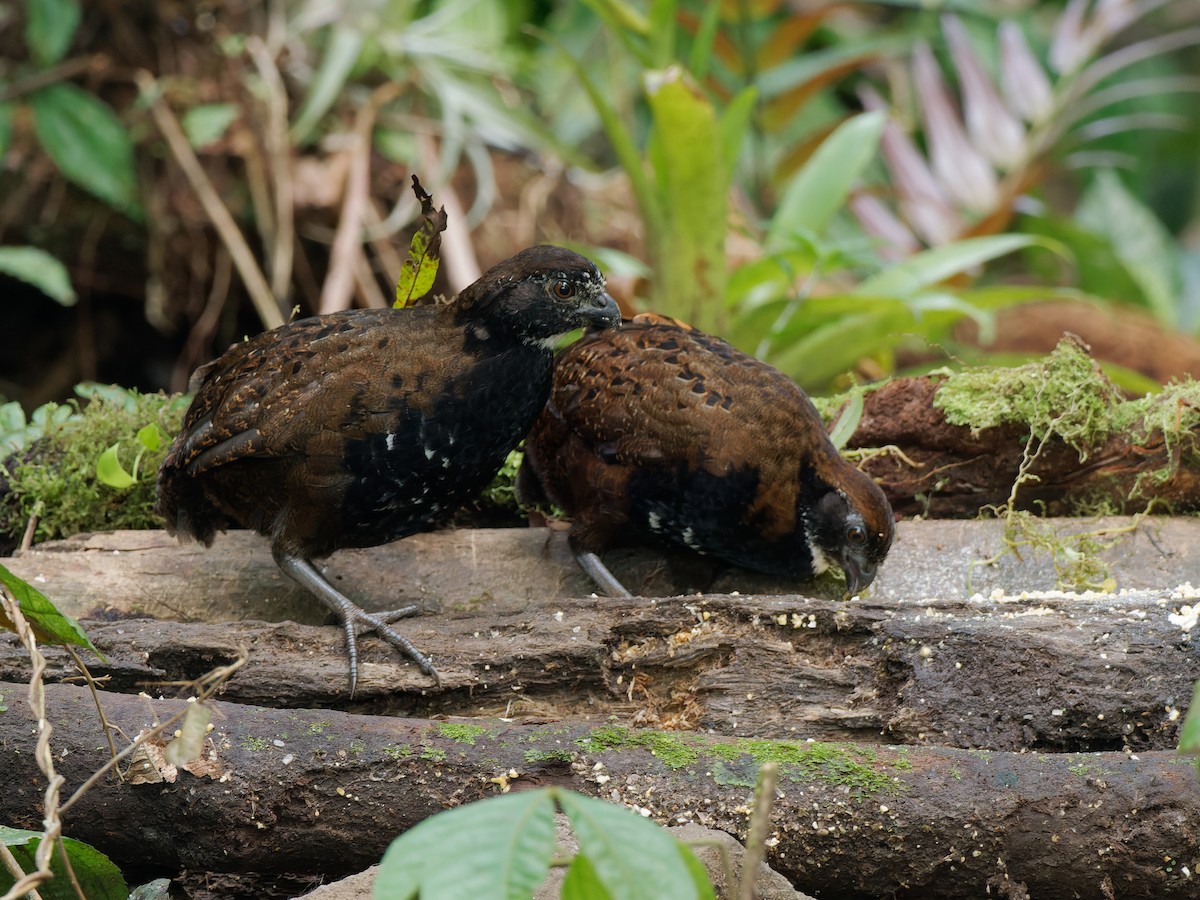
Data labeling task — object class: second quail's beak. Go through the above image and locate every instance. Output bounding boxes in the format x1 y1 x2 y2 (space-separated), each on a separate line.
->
841 554 877 597
582 291 621 331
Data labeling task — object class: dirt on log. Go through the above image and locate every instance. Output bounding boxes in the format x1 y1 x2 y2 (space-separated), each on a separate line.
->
1 683 1196 900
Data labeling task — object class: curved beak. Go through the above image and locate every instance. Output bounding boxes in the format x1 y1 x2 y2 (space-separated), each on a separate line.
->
841 555 878 597
582 291 621 331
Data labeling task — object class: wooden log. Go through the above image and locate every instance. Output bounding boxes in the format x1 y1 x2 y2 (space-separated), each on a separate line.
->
2 586 1195 753
0 683 1196 900
6 519 1199 623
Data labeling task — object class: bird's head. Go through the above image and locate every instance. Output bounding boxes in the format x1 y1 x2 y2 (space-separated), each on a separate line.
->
454 245 621 346
807 472 895 596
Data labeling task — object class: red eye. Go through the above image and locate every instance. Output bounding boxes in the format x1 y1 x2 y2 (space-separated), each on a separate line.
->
551 280 575 300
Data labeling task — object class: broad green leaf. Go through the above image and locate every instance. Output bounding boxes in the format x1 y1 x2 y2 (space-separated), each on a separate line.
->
25 0 81 66
164 702 212 766
717 87 757 179
767 111 885 250
0 827 127 900
561 853 613 900
644 67 727 330
1179 681 1200 780
136 422 168 452
290 23 364 145
0 562 99 652
0 101 14 159
771 308 917 391
828 388 864 450
1076 170 1182 327
375 788 557 900
96 442 137 489
0 245 76 305
757 37 914 100
75 381 139 409
181 103 239 149
677 841 717 900
558 790 700 900
854 235 1051 297
395 175 448 308
30 83 140 216
687 0 722 79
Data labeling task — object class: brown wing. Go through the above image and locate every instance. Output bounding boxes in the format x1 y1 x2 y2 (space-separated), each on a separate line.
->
550 316 822 474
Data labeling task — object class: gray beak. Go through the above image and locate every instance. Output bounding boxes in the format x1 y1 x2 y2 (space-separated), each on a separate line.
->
842 556 877 597
582 291 621 330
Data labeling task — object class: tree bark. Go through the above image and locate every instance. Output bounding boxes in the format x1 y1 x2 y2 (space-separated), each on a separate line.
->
0 683 1196 900
2 586 1195 753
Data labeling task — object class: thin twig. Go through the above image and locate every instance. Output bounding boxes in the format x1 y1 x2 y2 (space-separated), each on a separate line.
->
0 591 62 900
64 646 121 769
737 761 779 900
0 54 102 103
246 35 295 304
319 83 401 313
136 70 285 331
18 513 37 555
0 842 40 900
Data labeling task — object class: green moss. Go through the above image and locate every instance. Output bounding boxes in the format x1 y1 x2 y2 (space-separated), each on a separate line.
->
420 745 447 763
577 725 701 769
434 722 489 745
241 736 270 751
382 744 412 760
0 387 189 546
933 339 1120 455
308 721 331 734
577 725 901 794
524 748 574 764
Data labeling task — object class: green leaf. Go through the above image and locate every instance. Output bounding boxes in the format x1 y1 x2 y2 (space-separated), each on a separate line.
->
0 827 128 900
96 442 137 489
0 245 76 305
677 841 717 900
0 561 99 652
181 103 239 149
854 235 1051 298
0 101 14 159
717 87 757 180
395 175 448 308
25 0 81 66
136 423 166 452
562 853 614 900
558 790 701 900
1179 681 1200 780
30 83 140 216
767 111 885 250
644 67 728 331
290 23 365 145
1076 170 1182 327
828 388 864 451
375 788 557 900
770 308 917 391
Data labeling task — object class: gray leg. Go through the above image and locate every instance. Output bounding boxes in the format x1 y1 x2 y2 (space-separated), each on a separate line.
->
275 553 440 693
575 550 632 598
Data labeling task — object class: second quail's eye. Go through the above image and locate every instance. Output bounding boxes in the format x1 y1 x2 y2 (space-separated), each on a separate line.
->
551 280 575 300
846 524 867 546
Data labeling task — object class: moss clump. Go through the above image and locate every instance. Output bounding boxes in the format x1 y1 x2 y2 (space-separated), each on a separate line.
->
434 722 489 745
933 338 1121 456
0 386 189 548
524 748 574 764
382 745 413 760
578 724 701 769
578 725 901 794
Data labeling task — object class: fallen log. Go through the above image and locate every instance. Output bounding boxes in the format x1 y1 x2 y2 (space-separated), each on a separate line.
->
0 683 1196 900
2 586 1196 753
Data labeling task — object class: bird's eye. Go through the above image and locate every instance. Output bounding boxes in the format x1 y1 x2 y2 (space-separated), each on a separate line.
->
551 280 576 300
846 524 867 546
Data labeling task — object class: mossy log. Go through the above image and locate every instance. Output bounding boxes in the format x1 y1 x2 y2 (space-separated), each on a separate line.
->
0 683 1196 900
848 348 1200 519
2 583 1195 754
